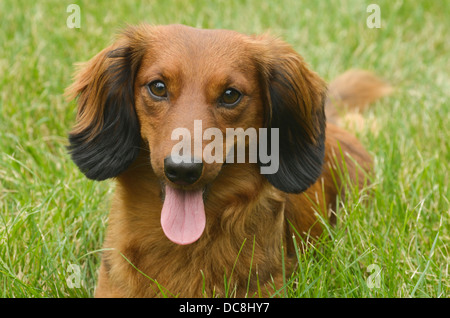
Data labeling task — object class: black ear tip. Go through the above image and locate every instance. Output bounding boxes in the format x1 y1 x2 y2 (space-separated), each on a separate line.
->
262 158 324 194
264 174 309 194
67 130 141 181
259 138 325 194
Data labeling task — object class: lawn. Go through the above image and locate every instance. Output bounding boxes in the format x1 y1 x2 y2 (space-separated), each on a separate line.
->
0 0 448 297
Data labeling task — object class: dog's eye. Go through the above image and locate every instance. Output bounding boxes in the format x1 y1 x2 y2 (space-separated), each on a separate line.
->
147 80 168 99
220 88 242 107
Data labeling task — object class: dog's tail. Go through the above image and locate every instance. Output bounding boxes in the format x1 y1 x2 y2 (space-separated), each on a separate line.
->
325 69 392 124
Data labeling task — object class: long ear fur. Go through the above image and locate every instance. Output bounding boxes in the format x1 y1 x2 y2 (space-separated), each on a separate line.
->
255 36 327 193
66 30 145 181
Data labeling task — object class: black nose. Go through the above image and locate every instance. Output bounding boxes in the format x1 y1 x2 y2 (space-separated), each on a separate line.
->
164 156 203 185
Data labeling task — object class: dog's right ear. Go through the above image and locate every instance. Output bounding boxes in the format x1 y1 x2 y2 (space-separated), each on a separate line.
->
66 32 145 181
252 35 327 194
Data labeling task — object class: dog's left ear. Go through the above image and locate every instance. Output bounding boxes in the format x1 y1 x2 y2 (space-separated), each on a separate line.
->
254 36 327 193
66 29 146 181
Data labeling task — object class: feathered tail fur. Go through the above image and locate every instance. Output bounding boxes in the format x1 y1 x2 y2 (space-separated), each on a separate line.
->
325 69 392 125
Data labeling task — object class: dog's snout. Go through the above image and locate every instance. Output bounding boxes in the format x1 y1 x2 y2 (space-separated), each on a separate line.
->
164 156 203 185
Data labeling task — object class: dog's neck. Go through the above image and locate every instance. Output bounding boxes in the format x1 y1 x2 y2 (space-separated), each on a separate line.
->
109 151 289 296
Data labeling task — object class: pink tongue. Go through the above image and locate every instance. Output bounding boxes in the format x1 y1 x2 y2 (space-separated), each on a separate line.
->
161 185 206 245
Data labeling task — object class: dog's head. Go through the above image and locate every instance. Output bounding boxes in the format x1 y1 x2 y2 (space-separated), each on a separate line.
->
67 24 326 244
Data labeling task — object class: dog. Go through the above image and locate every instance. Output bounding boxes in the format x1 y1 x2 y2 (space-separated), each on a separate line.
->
66 24 390 297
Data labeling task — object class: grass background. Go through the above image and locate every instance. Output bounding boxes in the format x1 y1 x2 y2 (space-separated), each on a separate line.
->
0 0 448 297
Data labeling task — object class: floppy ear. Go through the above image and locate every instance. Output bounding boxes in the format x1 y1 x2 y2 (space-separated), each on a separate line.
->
66 32 145 181
255 36 327 193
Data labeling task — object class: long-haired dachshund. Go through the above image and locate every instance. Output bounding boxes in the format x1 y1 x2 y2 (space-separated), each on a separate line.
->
66 24 391 297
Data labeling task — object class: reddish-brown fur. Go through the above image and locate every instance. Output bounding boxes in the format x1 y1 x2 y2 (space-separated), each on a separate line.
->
66 24 389 297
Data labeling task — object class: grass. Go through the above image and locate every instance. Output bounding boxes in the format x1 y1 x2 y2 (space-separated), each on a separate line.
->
0 0 448 298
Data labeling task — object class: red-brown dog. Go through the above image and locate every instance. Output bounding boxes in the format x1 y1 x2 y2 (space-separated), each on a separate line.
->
67 24 390 297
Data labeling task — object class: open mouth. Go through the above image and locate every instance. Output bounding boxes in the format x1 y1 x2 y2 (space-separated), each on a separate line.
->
160 184 207 245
